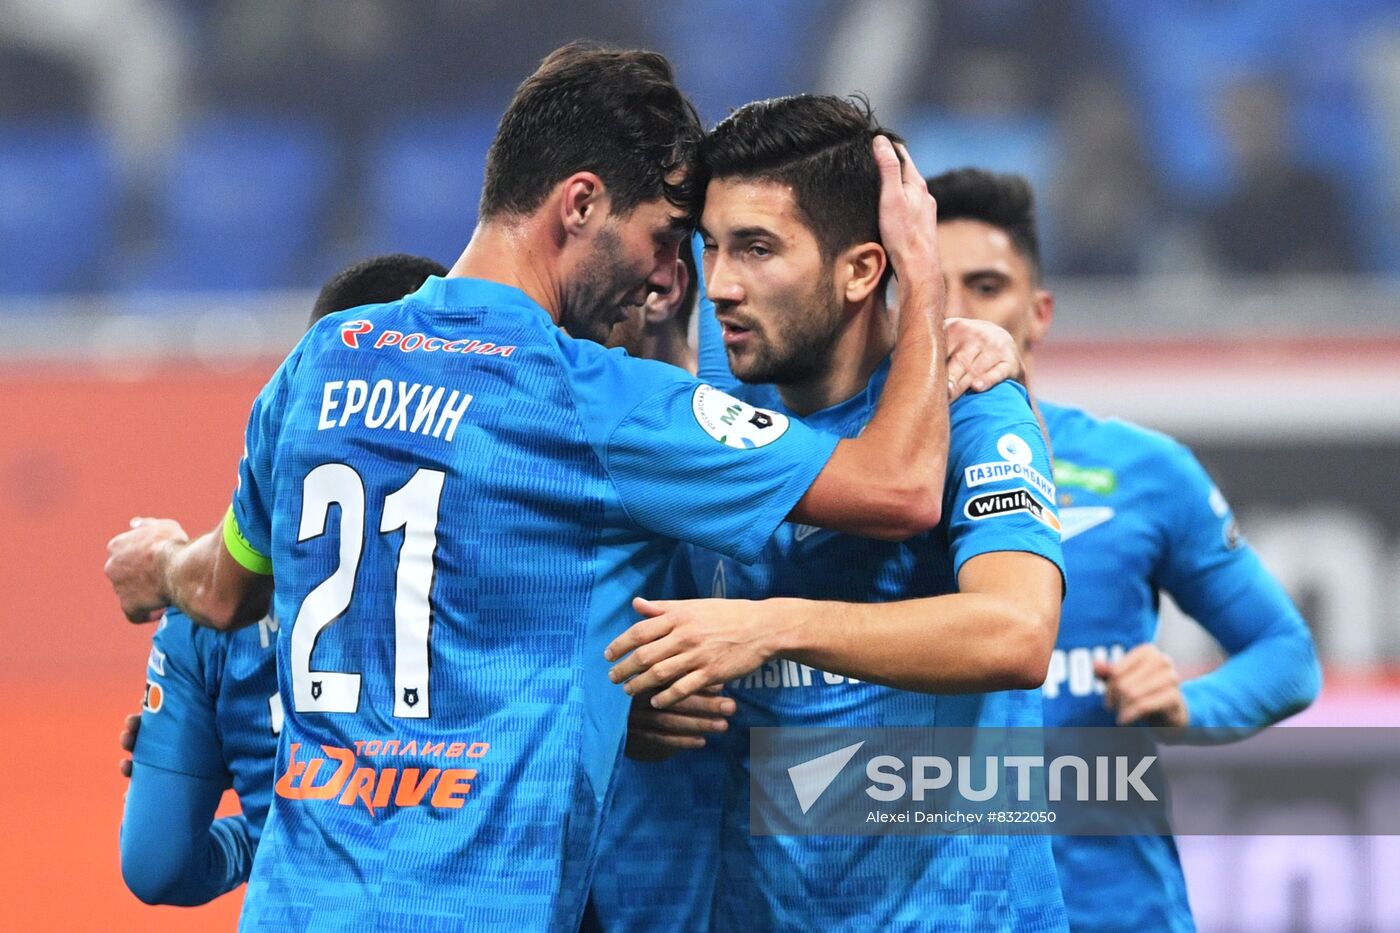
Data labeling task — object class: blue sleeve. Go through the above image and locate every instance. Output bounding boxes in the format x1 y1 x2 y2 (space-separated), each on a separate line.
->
133 611 228 780
945 382 1066 585
604 379 838 564
120 763 256 905
1153 446 1322 730
693 233 737 392
228 343 307 573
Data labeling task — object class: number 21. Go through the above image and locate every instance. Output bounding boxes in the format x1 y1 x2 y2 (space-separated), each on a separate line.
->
290 464 444 718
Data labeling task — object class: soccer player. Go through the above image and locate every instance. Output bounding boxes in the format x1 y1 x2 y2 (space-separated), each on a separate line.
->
118 253 449 906
103 43 951 930
922 167 1322 931
601 95 1067 930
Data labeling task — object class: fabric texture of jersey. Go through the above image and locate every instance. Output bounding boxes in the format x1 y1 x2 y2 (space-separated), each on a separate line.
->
132 608 281 838
690 371 1066 932
122 609 279 904
1038 400 1320 933
588 552 725 933
229 276 837 932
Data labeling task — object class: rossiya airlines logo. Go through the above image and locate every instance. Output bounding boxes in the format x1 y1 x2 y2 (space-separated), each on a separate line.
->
276 738 490 816
339 320 516 357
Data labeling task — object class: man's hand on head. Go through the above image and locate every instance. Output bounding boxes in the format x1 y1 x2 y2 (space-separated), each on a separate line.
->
105 517 188 623
873 136 944 321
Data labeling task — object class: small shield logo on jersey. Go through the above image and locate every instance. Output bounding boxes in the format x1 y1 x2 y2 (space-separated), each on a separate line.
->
143 680 163 713
404 688 419 708
311 680 323 700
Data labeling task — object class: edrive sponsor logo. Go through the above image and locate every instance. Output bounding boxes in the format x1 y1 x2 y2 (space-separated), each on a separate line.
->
275 738 490 816
339 320 516 357
964 488 1061 532
787 744 1158 813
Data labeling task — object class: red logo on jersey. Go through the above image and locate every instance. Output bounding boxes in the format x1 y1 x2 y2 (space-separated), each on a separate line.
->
275 738 490 816
340 320 373 348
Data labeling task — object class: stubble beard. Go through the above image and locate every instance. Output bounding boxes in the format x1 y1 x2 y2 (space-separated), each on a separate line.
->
731 278 845 388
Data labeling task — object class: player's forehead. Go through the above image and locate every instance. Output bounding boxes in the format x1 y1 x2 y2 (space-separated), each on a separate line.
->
937 218 1029 281
622 194 693 238
699 177 812 246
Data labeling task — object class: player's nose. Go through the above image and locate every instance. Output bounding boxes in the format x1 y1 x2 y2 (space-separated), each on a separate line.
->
705 252 743 305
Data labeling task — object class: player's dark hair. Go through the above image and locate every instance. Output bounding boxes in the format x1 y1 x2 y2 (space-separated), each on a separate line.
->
698 95 903 272
480 41 703 222
924 168 1042 276
310 253 448 325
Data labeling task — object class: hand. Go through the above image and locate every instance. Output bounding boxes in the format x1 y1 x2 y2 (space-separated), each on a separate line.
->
119 712 141 778
944 318 1024 400
605 597 789 708
872 135 944 321
105 517 188 623
624 687 737 762
1096 645 1190 728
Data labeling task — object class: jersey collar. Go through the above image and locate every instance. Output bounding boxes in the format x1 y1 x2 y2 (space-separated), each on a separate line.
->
408 275 554 321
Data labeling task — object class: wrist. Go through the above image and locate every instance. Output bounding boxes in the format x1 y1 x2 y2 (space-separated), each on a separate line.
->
154 536 185 606
763 598 809 659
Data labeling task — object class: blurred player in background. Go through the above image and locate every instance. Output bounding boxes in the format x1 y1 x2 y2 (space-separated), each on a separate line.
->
117 253 448 906
601 95 1067 931
605 227 698 373
104 41 952 930
924 167 1322 932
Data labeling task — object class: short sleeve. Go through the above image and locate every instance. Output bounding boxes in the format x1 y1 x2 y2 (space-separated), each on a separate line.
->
133 611 229 781
946 383 1065 585
228 348 302 573
605 382 838 564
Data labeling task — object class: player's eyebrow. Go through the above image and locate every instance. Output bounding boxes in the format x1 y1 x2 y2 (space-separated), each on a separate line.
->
730 225 781 242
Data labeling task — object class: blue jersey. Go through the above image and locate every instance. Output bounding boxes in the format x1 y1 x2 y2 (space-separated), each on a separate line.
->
227 276 838 931
123 608 281 904
1038 400 1320 933
134 609 281 839
689 369 1066 931
588 554 725 933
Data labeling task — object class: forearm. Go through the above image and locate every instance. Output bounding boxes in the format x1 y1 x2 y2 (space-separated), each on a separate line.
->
165 527 268 632
768 589 1053 694
1182 628 1322 732
122 763 247 906
859 284 948 510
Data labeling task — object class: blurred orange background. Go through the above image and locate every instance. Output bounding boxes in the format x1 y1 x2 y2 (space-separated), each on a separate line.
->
0 361 276 931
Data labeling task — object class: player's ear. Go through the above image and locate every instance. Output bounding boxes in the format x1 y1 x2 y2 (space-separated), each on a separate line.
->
840 241 886 305
1027 288 1054 349
643 258 689 324
558 172 606 237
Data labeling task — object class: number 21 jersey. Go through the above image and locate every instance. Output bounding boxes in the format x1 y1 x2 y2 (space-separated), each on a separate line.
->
227 276 836 932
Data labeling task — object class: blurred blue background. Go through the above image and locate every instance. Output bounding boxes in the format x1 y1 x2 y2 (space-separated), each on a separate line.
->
1 0 1397 298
